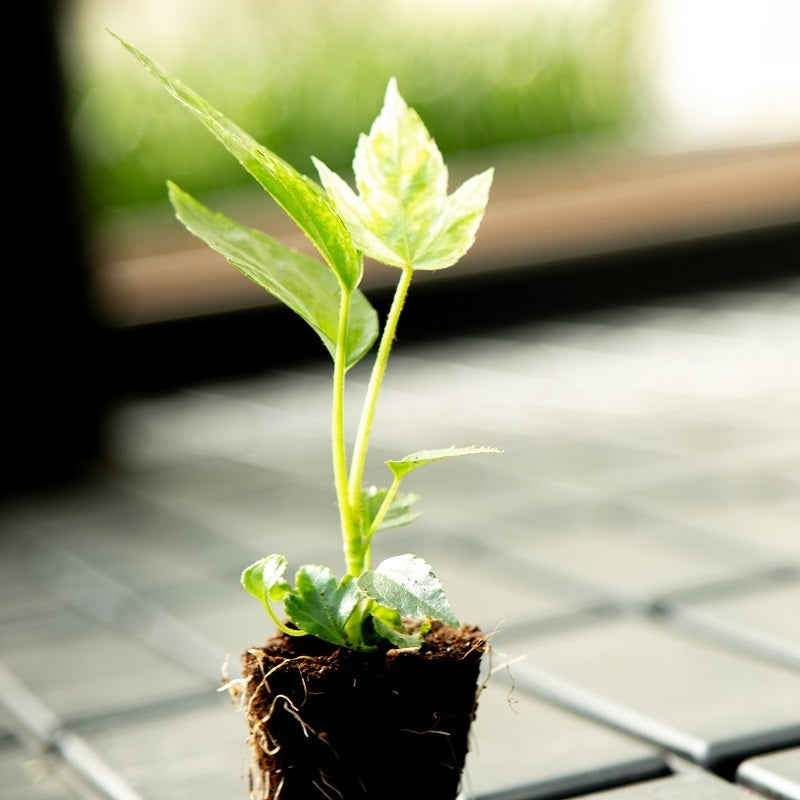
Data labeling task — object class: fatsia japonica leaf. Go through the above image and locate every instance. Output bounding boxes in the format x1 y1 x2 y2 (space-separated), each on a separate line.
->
357 554 458 628
111 31 361 291
168 183 378 368
284 566 361 647
361 486 420 532
313 77 493 271
386 445 502 480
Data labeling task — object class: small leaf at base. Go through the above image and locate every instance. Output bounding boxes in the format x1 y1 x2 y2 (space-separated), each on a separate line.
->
285 566 361 647
357 554 458 628
372 615 423 650
241 554 289 608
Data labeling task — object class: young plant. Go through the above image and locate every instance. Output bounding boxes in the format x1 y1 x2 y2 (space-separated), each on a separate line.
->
113 32 499 652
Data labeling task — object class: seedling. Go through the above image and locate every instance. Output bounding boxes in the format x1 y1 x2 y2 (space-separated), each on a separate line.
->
113 32 499 652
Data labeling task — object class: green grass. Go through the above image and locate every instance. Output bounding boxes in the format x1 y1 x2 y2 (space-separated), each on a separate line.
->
68 0 644 224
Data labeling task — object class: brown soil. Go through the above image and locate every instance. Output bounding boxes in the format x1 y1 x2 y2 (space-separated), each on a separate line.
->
239 621 487 800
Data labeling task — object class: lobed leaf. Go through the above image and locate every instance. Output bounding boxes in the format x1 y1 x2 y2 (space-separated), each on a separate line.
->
111 31 361 291
284 566 361 648
168 183 377 367
407 168 495 271
386 445 503 480
314 78 493 271
357 554 458 628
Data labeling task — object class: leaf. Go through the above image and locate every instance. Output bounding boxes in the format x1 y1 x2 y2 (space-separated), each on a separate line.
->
369 605 429 650
168 183 377 368
241 554 291 608
110 31 361 291
284 566 361 648
357 554 458 628
314 77 493 271
406 169 495 271
386 445 502 480
361 486 420 532
371 615 424 650
371 603 403 630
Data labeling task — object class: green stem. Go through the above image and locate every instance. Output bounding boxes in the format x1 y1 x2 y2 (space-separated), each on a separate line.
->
333 286 360 576
347 265 413 517
362 475 402 570
265 600 308 638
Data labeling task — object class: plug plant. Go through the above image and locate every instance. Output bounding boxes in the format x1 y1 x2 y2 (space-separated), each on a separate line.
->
113 32 499 653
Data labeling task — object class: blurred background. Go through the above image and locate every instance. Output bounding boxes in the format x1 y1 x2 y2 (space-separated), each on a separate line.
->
9 0 800 495
3 3 800 797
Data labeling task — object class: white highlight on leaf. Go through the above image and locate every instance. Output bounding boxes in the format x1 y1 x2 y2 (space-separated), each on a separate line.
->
358 554 458 627
314 77 493 271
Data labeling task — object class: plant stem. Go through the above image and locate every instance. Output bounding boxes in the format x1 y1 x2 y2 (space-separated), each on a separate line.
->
347 265 414 528
265 600 308 638
333 286 360 576
362 475 402 570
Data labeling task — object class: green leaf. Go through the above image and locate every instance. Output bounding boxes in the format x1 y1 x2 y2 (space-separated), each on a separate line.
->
386 445 502 480
369 605 430 650
371 614 424 650
241 554 291 608
284 566 361 648
313 77 493 271
371 603 403 630
110 31 361 291
357 554 458 628
361 486 420 532
168 183 377 368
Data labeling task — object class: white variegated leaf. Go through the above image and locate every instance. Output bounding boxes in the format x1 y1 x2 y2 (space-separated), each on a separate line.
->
315 78 493 271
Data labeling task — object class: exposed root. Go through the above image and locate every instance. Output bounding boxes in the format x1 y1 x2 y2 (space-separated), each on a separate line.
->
246 656 312 734
280 695 317 738
264 654 317 682
250 653 315 706
311 779 336 799
248 759 284 800
247 693 285 765
221 652 231 682
219 677 248 703
490 651 526 714
399 727 452 737
219 652 249 709
241 625 483 799
462 624 493 661
472 620 525 714
401 725 459 769
256 726 281 757
313 771 345 800
472 620 502 699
